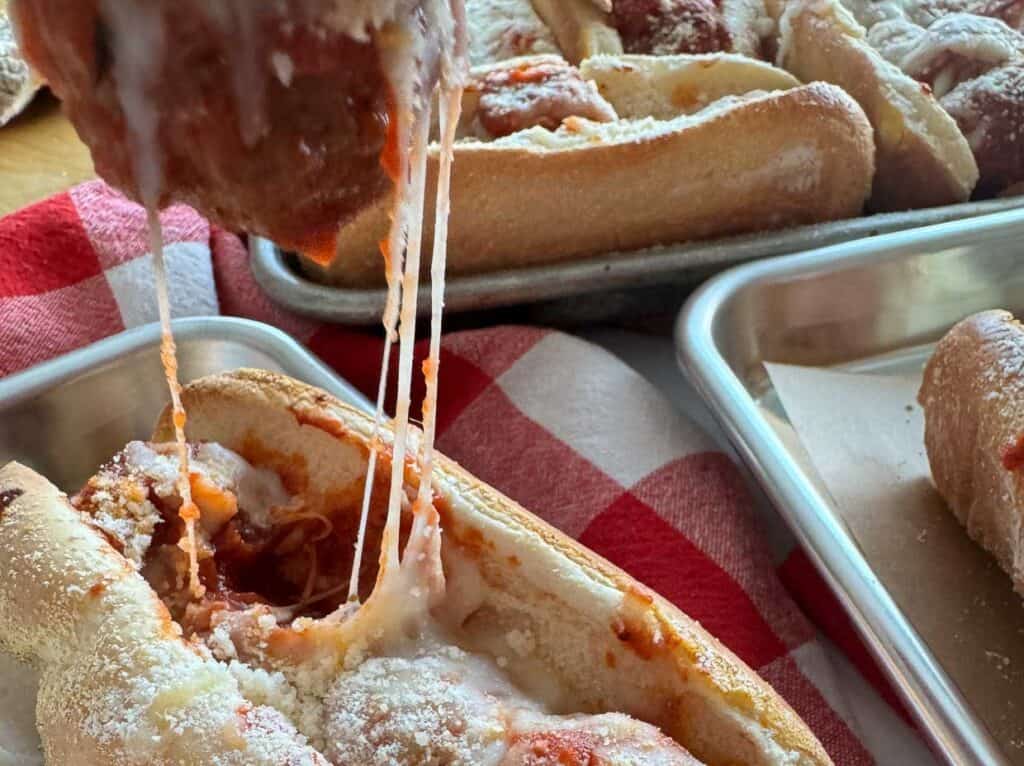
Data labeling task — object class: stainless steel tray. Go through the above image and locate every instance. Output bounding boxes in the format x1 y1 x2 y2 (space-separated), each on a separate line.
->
676 208 1024 766
252 197 1024 325
0 316 371 491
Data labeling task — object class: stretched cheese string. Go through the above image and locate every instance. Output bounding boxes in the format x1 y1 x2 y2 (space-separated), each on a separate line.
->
106 0 465 608
416 3 466 513
99 0 204 598
380 86 432 575
349 1 466 609
348 40 415 603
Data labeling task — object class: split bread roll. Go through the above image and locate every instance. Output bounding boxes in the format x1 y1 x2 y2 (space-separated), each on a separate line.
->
919 310 1024 594
0 462 331 765
776 0 979 211
581 53 800 118
306 55 874 288
0 370 833 765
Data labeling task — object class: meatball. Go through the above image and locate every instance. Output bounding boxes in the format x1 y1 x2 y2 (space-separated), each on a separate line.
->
323 648 526 765
476 58 617 138
322 645 703 766
506 712 703 766
612 0 732 55
10 0 412 259
942 61 1024 195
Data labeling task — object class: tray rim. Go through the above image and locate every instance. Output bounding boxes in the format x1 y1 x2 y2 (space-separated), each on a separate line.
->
250 197 1024 324
0 316 373 414
674 209 1024 766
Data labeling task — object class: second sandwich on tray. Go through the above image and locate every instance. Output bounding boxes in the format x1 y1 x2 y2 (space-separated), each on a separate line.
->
306 52 875 287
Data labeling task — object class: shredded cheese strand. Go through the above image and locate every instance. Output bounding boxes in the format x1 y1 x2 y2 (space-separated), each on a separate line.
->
352 3 467 607
147 207 203 598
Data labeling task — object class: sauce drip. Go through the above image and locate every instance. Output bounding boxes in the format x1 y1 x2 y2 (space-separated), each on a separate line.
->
101 0 205 598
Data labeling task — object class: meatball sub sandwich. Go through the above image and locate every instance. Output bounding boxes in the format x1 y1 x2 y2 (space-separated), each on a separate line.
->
309 51 875 287
0 370 832 765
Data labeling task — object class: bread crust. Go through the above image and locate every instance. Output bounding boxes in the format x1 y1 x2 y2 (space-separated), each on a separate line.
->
919 310 1024 594
307 79 873 287
154 369 833 765
0 462 330 766
776 0 979 211
530 0 769 61
582 53 801 119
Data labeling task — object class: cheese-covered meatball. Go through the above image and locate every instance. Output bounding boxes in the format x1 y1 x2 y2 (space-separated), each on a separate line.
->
323 647 525 764
10 0 422 258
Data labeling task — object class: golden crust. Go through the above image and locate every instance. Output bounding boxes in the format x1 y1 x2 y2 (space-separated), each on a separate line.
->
0 462 329 766
306 79 874 288
919 310 1024 594
581 53 801 119
148 368 833 766
776 0 978 211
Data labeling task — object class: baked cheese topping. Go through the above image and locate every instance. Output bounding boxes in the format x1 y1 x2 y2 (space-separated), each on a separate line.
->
73 439 704 764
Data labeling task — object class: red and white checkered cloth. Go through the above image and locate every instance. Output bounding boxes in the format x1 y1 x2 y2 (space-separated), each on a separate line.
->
0 181 938 766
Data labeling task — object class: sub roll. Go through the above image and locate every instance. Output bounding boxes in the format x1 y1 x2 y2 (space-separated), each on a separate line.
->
0 370 832 765
920 310 1024 594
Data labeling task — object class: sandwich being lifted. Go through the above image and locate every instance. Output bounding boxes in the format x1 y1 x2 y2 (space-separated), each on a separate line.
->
0 370 832 766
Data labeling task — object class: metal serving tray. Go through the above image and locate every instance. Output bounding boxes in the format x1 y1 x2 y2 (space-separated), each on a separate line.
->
252 198 1024 325
677 208 1024 766
0 317 371 491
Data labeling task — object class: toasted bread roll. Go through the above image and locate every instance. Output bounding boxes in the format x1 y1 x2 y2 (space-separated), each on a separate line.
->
723 0 777 58
919 311 1024 595
845 9 1024 196
0 463 330 766
777 0 979 210
581 53 800 118
306 79 873 287
0 370 833 765
163 370 831 765
941 62 1024 196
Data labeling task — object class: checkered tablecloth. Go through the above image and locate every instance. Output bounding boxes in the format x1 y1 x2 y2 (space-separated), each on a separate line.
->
0 181 937 765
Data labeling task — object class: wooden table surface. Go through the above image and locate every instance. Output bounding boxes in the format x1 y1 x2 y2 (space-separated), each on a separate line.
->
0 92 94 217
